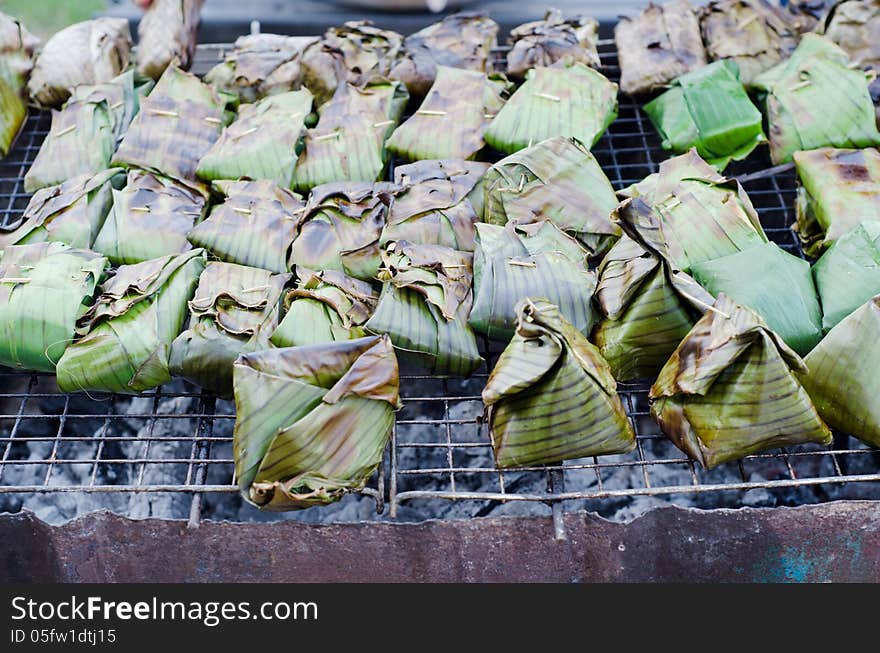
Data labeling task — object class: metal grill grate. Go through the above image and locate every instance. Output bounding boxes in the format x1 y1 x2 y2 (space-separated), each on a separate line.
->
0 40 878 526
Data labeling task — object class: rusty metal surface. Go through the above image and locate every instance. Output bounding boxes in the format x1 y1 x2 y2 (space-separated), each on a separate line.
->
2 501 878 582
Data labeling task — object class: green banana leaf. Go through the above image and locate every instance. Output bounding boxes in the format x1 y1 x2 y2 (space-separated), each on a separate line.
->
751 34 880 164
470 221 597 341
812 220 880 331
484 298 635 468
0 242 108 372
651 293 832 469
136 0 203 80
482 136 620 259
823 0 880 73
644 60 765 170
188 180 306 274
386 66 511 161
0 56 26 157
614 0 707 95
506 9 600 79
92 170 207 265
1 169 124 249
56 249 205 394
389 12 499 98
270 268 379 348
365 241 483 376
793 147 880 256
484 61 617 154
291 80 408 192
381 159 488 252
168 262 291 397
233 333 400 510
800 294 880 447
289 182 394 282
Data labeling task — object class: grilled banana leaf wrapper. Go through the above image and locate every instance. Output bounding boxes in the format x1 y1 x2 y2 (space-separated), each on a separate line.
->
289 182 394 281
699 0 799 85
386 66 511 161
28 18 131 108
614 0 708 96
483 136 620 258
801 294 880 447
56 249 205 394
1 169 123 249
506 9 600 79
484 62 617 154
270 269 379 348
136 0 203 80
233 334 400 510
169 262 291 397
784 0 837 32
389 12 499 98
793 147 880 256
484 298 635 468
0 11 39 58
643 60 765 170
196 90 313 186
292 80 408 192
93 170 207 265
188 180 305 273
690 242 823 355
365 241 483 376
752 34 880 164
381 159 488 251
651 294 832 469
0 57 26 157
823 0 880 72
470 221 597 341
0 242 107 372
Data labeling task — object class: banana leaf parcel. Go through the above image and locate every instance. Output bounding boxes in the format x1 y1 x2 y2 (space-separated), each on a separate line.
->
614 0 708 96
188 180 306 273
793 147 880 256
506 9 600 80
168 262 291 397
0 12 39 59
484 62 617 154
651 294 832 468
643 60 765 170
483 298 636 468
470 221 597 341
801 294 880 447
289 182 394 281
365 241 483 376
196 90 313 187
1 169 123 250
812 220 880 330
92 170 207 265
28 18 132 108
482 136 620 259
233 334 400 510
389 12 499 98
56 249 206 394
291 80 408 192
381 159 489 252
136 0 204 80
386 66 510 161
0 57 26 158
823 0 880 73
270 269 379 348
0 242 107 372
690 241 824 355
751 34 880 164
784 0 836 33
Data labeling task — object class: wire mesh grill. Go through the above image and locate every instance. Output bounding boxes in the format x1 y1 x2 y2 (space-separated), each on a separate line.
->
0 40 878 525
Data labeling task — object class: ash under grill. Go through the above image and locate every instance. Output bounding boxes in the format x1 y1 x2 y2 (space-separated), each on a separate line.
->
1 40 878 528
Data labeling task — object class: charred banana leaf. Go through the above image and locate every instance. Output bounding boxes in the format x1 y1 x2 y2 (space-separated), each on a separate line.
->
784 0 837 33
651 294 832 468
234 334 400 510
136 0 204 80
484 298 635 468
823 0 880 72
506 9 600 79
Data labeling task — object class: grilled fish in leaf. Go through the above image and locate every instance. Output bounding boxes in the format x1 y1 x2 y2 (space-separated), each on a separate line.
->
484 298 635 468
56 249 205 394
365 241 482 376
234 334 400 510
0 242 107 372
506 10 600 80
136 0 204 80
823 0 880 72
0 58 26 158
470 221 597 342
651 294 832 468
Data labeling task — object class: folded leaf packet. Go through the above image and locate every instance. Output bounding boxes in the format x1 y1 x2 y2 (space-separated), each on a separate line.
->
823 0 880 73
506 9 600 79
136 0 204 80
